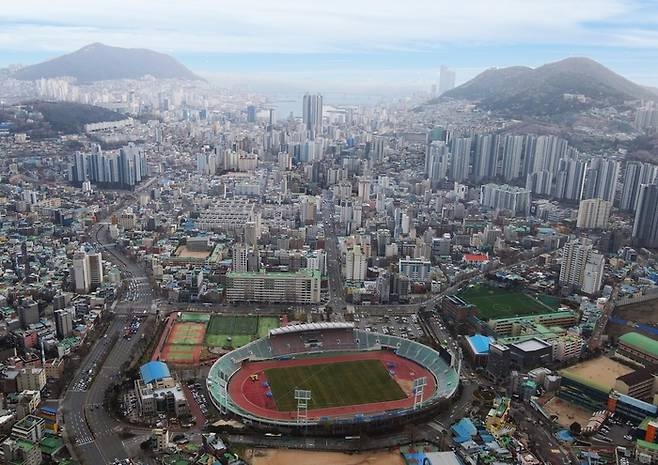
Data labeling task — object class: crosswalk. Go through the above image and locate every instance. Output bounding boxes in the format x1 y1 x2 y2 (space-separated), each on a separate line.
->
75 435 95 446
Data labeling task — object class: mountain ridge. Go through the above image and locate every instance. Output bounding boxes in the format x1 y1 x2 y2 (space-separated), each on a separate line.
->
12 43 202 83
428 57 656 117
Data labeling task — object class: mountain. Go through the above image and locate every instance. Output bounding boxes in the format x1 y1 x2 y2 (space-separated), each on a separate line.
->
12 43 202 83
430 57 656 117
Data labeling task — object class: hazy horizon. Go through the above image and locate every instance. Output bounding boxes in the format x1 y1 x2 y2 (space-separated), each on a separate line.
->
2 0 658 92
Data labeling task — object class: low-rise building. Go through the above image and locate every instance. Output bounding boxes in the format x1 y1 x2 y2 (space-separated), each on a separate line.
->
134 362 188 419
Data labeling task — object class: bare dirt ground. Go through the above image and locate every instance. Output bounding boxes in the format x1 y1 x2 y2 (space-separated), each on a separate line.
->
543 396 592 427
246 448 405 465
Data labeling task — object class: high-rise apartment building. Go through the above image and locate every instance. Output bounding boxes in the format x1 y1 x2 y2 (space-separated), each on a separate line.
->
450 137 472 183
632 182 658 248
559 238 605 294
472 134 499 181
501 135 525 182
577 198 612 229
344 246 368 282
480 184 531 217
426 140 450 182
54 309 73 339
582 157 620 203
554 158 587 201
620 161 657 212
72 250 90 294
71 143 148 189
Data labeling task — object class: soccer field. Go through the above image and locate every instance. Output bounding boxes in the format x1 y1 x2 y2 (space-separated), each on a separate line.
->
459 284 551 320
205 315 279 348
265 359 406 411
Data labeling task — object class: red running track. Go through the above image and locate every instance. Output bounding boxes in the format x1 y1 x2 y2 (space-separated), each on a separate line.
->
228 351 437 422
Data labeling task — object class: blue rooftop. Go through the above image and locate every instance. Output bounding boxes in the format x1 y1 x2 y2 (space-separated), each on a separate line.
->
451 418 477 439
467 334 492 355
140 361 171 384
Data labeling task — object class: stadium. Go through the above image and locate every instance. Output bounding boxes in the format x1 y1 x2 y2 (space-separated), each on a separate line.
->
207 322 460 435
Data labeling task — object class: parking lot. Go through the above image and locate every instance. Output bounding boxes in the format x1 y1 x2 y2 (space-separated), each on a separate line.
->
353 312 425 341
186 381 209 427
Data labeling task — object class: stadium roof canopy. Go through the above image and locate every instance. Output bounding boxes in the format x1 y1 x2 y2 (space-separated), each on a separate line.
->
269 322 354 336
140 361 171 384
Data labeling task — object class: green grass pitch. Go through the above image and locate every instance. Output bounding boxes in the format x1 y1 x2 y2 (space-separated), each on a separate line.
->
205 315 279 348
207 315 259 336
458 284 552 320
264 359 406 411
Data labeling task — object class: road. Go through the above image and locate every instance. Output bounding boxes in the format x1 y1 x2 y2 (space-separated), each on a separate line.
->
61 222 153 464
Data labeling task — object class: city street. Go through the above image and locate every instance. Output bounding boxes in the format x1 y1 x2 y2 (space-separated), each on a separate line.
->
61 222 153 464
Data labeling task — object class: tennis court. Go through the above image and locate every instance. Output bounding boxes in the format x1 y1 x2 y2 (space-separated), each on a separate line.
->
168 322 207 345
178 312 211 323
160 344 200 364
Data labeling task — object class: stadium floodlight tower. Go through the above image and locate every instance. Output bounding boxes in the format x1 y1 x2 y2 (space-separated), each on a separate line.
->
294 389 311 425
412 377 427 410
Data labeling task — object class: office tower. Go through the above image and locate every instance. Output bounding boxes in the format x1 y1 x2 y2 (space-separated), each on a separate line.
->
358 177 371 202
632 182 658 248
501 135 525 181
87 252 104 289
54 309 73 339
472 134 499 182
72 250 90 293
480 183 531 217
620 161 657 211
559 238 605 294
554 158 587 201
577 198 612 229
582 157 619 202
438 65 456 95
450 137 472 182
302 93 323 139
246 105 257 123
525 170 553 196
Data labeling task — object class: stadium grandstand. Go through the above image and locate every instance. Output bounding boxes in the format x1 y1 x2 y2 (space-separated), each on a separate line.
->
206 322 460 435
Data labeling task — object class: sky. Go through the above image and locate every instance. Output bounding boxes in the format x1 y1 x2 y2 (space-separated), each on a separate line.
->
2 0 658 94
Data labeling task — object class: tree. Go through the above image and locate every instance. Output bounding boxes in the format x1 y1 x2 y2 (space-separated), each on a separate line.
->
570 421 581 436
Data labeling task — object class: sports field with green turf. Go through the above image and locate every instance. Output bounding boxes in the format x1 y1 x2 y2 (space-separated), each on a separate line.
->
458 284 553 320
264 359 406 411
205 315 279 348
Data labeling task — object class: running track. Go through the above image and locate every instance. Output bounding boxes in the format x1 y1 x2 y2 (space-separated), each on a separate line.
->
228 351 437 422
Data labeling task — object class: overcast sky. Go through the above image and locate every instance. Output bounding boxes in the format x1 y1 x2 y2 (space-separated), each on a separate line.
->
2 0 658 92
